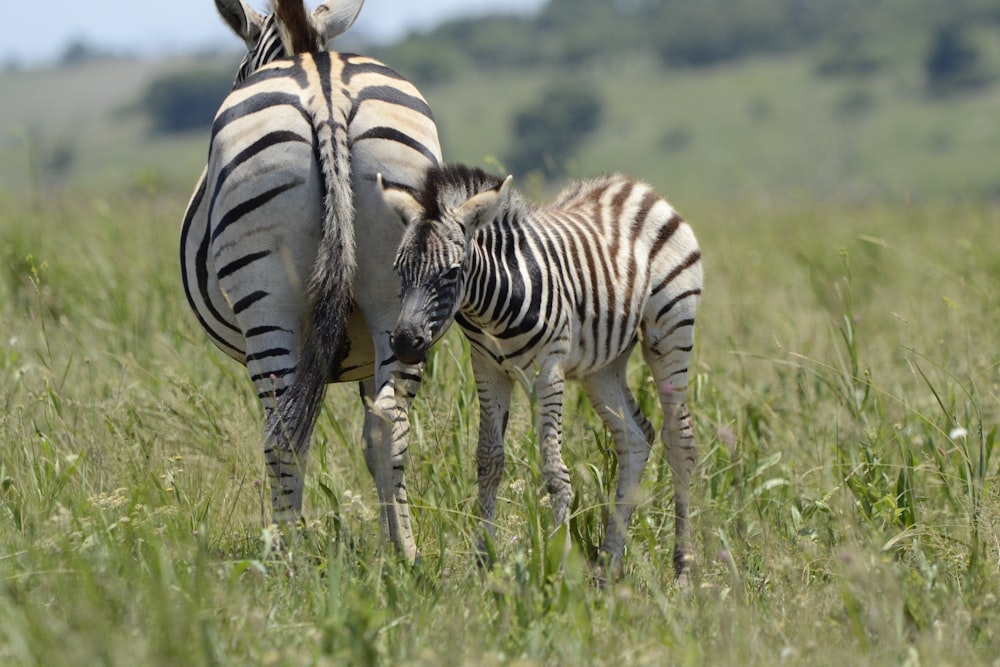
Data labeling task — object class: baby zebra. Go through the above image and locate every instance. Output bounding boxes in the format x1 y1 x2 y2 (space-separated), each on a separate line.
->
379 164 703 581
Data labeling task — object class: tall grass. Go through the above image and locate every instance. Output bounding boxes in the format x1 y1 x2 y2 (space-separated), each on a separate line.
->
0 186 997 665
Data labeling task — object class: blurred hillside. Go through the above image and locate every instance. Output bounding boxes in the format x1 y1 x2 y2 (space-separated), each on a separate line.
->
1 0 999 206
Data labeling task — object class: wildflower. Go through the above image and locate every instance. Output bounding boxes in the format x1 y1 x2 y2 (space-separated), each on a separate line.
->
89 487 129 510
343 490 375 521
260 524 282 557
949 427 968 440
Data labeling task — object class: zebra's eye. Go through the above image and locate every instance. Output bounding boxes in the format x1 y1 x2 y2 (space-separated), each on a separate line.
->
440 265 461 282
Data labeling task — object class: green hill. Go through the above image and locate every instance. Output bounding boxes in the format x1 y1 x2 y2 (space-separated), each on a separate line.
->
421 52 1000 205
1 1 998 205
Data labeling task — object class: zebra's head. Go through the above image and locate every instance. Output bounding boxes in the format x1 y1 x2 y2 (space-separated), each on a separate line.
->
215 0 365 85
378 168 513 365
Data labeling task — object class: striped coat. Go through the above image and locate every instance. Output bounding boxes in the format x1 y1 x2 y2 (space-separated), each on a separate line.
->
180 0 441 559
381 164 702 580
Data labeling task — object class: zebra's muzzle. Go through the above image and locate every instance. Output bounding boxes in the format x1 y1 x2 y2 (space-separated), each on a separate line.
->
389 326 429 365
391 285 441 365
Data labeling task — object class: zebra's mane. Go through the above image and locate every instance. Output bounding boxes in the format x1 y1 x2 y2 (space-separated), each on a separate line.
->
418 164 526 222
549 173 633 209
272 0 322 54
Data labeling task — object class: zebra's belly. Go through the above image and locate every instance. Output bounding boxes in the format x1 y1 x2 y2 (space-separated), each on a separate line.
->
330 306 376 381
179 177 250 365
562 337 638 379
469 320 638 383
561 297 646 378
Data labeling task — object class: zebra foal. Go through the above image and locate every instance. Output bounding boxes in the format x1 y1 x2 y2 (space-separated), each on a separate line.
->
180 0 442 560
380 164 703 581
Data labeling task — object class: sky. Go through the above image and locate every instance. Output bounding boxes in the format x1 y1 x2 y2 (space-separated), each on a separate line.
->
4 0 547 65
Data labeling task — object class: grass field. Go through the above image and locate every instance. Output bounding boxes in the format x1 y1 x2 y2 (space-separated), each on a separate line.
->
1 37 999 665
1 177 998 664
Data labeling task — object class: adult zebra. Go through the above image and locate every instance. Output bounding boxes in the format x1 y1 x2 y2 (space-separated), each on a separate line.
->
180 0 442 560
380 164 703 581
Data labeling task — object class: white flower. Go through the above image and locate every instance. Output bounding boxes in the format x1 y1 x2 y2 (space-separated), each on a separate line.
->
949 427 968 440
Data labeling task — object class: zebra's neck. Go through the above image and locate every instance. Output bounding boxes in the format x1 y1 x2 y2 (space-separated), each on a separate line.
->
234 14 286 85
460 201 541 336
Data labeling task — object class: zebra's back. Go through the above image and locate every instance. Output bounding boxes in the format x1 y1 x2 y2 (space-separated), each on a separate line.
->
469 174 700 378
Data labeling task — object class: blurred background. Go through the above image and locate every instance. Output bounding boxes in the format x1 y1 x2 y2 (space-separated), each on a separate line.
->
1 0 999 207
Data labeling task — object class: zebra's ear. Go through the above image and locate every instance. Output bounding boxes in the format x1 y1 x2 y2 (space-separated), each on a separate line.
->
456 176 512 233
313 0 365 41
377 174 424 226
499 174 514 200
215 0 264 47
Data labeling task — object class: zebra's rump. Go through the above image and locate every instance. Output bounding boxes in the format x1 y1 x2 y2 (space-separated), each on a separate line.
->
181 50 441 383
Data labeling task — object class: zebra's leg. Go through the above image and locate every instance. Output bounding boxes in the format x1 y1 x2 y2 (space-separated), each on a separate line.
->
256 321 334 529
389 361 422 558
247 348 312 526
358 378 383 523
582 360 653 581
211 176 321 528
662 395 696 583
361 377 400 550
642 336 697 583
263 413 311 525
533 362 573 540
232 288 313 526
358 378 379 475
471 356 514 562
361 345 421 562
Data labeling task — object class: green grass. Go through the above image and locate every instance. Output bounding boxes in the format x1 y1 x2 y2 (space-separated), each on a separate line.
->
1 40 998 665
1 182 997 665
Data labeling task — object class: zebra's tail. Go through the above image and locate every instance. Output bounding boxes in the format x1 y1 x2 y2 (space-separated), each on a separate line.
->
265 86 356 459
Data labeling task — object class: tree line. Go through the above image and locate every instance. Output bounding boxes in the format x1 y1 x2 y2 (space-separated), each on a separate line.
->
378 0 1000 78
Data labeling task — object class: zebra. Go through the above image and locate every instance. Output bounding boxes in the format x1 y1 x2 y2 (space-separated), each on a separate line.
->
179 0 442 561
379 164 702 581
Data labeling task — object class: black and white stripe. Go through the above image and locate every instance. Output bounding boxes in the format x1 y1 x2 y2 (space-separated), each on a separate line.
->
180 0 441 560
381 164 702 581
232 13 285 84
